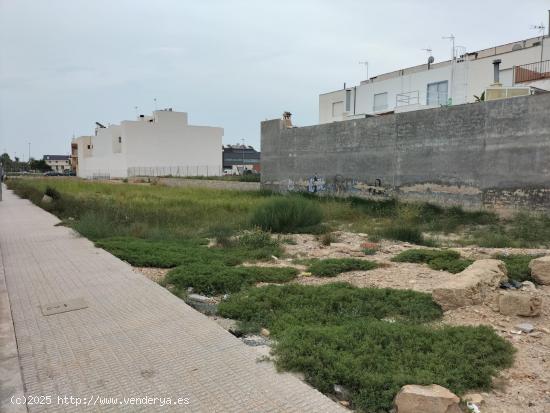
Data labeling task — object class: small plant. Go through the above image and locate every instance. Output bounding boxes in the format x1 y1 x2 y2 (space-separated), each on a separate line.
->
495 254 541 282
376 224 427 245
307 258 377 277
44 186 61 200
318 232 338 246
360 241 379 255
250 196 323 233
392 248 473 273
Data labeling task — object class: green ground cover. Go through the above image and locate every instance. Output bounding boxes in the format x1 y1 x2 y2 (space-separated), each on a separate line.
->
391 249 473 273
218 283 515 412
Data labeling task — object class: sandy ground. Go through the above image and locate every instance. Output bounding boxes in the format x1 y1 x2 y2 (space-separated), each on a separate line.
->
134 231 550 413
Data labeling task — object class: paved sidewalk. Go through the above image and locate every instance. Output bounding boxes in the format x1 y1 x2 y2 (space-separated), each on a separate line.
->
0 186 343 412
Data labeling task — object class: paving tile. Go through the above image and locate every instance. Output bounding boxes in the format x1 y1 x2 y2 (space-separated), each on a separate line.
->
0 186 343 412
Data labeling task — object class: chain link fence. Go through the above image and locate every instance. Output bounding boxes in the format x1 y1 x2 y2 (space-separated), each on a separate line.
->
127 165 223 177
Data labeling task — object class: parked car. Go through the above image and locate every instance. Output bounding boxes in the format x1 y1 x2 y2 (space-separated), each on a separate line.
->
44 171 62 176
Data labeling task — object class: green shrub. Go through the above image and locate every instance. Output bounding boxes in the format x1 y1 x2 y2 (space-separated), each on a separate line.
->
318 232 338 246
166 264 298 295
362 248 377 255
44 186 61 200
495 254 540 282
307 258 377 277
250 196 323 233
376 224 427 245
218 283 514 412
392 249 473 274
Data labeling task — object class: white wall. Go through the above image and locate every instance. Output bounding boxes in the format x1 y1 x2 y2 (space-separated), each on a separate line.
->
75 110 223 178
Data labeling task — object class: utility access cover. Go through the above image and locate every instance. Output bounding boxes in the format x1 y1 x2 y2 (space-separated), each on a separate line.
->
41 298 88 316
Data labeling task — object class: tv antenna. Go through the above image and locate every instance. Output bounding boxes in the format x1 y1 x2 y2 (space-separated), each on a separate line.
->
359 61 369 80
442 34 456 59
530 23 546 37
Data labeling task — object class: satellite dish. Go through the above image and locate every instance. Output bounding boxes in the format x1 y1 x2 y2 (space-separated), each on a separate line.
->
428 56 435 64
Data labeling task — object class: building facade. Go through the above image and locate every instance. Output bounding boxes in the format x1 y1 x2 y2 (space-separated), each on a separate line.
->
320 36 550 123
222 144 261 174
43 155 71 173
73 109 223 179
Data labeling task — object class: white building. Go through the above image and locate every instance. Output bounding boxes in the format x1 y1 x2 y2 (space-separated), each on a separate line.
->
320 35 550 123
73 109 223 179
43 155 71 173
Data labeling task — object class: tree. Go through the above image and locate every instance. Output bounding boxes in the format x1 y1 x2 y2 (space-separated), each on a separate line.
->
0 153 12 171
29 159 52 172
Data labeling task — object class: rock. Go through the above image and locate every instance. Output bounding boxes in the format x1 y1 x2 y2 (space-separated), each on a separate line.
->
498 291 541 316
41 194 53 204
515 323 534 333
333 384 351 401
260 328 270 337
432 259 508 311
339 400 350 407
529 256 550 285
187 293 213 303
394 384 461 413
522 281 537 292
242 335 270 347
463 393 484 405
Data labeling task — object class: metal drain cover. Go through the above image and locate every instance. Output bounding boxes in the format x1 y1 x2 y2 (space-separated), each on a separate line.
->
41 298 88 316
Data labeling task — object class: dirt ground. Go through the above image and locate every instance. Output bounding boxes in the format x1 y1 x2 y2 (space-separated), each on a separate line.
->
134 231 550 413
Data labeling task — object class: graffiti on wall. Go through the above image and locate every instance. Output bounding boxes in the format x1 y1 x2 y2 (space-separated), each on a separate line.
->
282 174 388 196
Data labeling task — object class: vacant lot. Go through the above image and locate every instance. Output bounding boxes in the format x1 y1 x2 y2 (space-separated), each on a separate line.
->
8 178 550 412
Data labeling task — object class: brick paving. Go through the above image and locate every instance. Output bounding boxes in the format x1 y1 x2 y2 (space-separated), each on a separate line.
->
0 186 343 412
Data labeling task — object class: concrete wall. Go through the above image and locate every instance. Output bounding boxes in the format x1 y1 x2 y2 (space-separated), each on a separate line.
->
262 93 550 213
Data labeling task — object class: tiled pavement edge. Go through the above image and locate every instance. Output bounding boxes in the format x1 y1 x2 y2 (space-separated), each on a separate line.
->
0 217 27 413
0 185 344 412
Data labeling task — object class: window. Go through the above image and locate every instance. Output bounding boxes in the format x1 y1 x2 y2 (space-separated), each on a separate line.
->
332 101 344 117
373 92 388 112
345 89 351 112
427 81 448 106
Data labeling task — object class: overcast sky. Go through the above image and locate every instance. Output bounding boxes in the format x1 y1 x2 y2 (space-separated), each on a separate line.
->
0 0 549 159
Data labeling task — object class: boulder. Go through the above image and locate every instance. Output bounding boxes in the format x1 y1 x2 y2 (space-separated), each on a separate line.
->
528 256 550 285
432 259 508 311
394 384 461 413
41 194 53 204
498 291 541 316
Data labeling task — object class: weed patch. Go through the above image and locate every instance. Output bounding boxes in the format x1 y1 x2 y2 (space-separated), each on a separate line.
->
219 283 514 412
307 258 377 277
166 264 298 295
250 196 323 233
495 254 540 282
392 249 473 273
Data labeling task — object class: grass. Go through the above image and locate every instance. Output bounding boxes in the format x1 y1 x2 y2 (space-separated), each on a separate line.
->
495 254 541 283
392 249 473 273
218 283 515 412
307 258 378 277
250 197 324 233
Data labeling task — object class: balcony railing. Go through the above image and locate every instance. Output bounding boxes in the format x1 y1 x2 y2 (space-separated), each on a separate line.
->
514 60 550 84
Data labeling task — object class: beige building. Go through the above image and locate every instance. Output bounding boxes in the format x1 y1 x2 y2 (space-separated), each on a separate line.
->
43 155 71 173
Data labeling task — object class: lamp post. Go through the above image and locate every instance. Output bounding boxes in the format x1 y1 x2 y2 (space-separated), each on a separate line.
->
241 138 245 174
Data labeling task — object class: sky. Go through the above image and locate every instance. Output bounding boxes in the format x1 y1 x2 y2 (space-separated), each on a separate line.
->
0 0 549 160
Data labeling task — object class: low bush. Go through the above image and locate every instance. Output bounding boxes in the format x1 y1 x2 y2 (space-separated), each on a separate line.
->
166 264 298 295
44 186 61 200
375 224 427 245
307 258 377 277
250 196 323 233
219 283 514 412
318 232 338 246
392 249 473 273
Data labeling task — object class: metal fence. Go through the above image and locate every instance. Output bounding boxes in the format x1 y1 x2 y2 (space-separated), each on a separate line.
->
514 60 550 83
127 165 223 178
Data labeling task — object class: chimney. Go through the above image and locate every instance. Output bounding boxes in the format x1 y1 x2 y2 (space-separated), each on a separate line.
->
492 59 502 85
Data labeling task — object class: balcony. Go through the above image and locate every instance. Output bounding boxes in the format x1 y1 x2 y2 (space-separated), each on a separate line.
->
514 60 550 84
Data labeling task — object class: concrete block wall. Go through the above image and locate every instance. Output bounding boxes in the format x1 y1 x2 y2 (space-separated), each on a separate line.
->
261 93 550 212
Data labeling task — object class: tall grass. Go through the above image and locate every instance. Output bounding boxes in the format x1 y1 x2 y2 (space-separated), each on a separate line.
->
250 196 323 233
